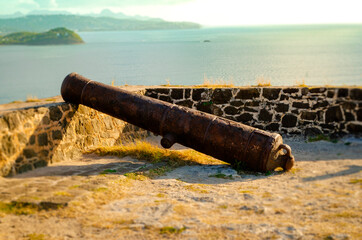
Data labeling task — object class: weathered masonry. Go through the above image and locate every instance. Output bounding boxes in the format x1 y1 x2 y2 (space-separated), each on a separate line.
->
146 87 362 136
0 86 361 176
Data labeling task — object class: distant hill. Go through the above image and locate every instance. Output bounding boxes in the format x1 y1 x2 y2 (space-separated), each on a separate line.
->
0 14 201 34
0 28 84 45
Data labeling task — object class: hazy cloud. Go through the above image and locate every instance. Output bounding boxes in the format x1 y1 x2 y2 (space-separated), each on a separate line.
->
55 0 193 8
33 0 57 8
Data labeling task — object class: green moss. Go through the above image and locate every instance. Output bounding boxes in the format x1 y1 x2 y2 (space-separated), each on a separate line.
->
0 202 38 215
100 169 117 174
209 173 233 179
307 134 338 143
159 226 186 234
27 233 46 240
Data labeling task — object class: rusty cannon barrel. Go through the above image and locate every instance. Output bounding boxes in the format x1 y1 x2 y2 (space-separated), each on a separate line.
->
61 73 294 172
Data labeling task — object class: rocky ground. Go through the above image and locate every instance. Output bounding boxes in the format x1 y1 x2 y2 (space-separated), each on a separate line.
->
0 136 361 240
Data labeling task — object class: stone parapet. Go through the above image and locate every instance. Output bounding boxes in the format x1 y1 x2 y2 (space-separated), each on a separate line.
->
0 102 147 176
145 87 362 136
0 86 361 176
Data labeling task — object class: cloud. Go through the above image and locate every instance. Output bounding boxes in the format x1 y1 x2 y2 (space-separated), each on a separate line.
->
56 0 193 8
33 0 58 8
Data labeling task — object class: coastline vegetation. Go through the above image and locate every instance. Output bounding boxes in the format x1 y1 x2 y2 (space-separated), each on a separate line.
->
0 27 84 45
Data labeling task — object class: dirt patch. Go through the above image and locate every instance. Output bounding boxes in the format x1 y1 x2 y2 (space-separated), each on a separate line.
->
0 136 361 239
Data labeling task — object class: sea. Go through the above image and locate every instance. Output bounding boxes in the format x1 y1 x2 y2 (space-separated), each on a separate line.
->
0 24 361 104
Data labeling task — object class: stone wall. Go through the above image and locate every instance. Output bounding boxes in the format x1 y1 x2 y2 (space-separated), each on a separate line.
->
0 103 147 177
145 87 362 136
1 86 361 176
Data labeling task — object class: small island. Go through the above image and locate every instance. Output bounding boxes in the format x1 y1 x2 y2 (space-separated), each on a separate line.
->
0 27 84 45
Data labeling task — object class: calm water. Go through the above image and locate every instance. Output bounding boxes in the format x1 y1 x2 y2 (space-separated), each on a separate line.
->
0 25 361 104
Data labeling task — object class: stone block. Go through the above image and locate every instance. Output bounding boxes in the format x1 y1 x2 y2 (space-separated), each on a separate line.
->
176 100 193 108
224 106 240 115
42 116 51 125
236 113 254 123
52 130 63 140
39 150 49 158
245 100 260 107
265 123 280 131
325 106 344 123
344 112 355 121
49 106 63 121
280 94 289 101
313 100 329 109
235 88 260 100
275 114 281 121
23 149 36 159
282 114 298 128
259 109 272 122
283 88 299 94
262 88 281 100
192 89 207 101
38 133 48 146
341 102 357 110
301 111 317 121
29 135 36 145
338 88 348 97
171 89 184 99
159 95 172 103
154 89 170 94
327 90 335 98
347 122 362 132
211 89 232 104
17 164 33 174
292 101 309 109
357 109 362 121
15 157 23 163
350 89 362 100
301 88 309 95
230 100 243 107
275 103 289 113
196 101 212 114
309 87 326 93
33 160 47 168
305 127 323 136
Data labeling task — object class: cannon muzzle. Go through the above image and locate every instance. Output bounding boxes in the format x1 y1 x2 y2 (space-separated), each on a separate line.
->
61 73 294 172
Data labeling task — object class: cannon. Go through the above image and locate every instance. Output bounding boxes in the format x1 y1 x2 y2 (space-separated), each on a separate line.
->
61 73 294 172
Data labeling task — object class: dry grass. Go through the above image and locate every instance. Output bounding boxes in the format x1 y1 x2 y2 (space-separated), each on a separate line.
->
256 76 271 87
195 74 234 88
26 95 40 102
85 140 225 168
296 79 308 87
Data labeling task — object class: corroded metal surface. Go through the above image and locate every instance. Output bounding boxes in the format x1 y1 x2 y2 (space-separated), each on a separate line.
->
61 73 294 172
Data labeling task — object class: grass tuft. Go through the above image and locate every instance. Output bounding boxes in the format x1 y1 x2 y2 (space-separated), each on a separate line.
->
256 76 271 87
307 134 338 143
85 140 224 168
27 233 46 240
209 173 233 179
195 73 234 88
159 226 186 234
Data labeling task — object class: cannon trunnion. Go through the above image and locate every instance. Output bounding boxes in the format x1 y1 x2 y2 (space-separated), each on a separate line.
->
61 73 294 172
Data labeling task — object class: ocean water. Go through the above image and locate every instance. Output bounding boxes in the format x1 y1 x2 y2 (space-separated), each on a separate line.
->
0 25 361 104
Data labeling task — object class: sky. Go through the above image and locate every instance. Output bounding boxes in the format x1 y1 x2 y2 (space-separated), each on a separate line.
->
0 0 361 26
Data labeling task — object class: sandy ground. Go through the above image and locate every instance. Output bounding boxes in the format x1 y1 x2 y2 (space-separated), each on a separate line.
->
0 136 361 240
